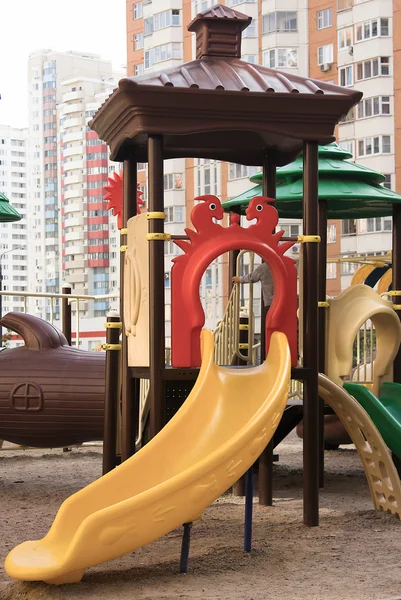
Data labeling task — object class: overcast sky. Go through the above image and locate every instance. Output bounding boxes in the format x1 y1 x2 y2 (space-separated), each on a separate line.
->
0 0 126 128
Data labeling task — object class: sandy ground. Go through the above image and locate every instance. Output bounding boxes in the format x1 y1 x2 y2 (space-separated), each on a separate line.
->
1 434 401 600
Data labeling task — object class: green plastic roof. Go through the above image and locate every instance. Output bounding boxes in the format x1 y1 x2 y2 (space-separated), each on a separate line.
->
223 143 401 219
0 192 22 222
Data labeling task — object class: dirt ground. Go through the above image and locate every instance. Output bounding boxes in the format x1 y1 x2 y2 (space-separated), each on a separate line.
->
1 433 401 600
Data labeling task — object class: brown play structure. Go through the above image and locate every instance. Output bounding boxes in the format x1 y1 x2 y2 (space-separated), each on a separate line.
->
2 6 401 542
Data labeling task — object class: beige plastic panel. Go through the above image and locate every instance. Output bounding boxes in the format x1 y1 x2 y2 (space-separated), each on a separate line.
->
326 285 401 395
318 374 401 518
124 213 149 367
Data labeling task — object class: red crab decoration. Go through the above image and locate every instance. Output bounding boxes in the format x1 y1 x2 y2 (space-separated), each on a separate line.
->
103 171 145 229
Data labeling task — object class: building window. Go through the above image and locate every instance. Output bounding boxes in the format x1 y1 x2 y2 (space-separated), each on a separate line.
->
241 54 257 64
357 96 391 119
263 48 298 68
326 263 337 279
227 0 256 5
154 9 181 30
262 11 297 34
317 8 332 29
327 223 337 243
338 27 352 50
134 33 144 50
144 16 153 35
339 65 353 87
355 57 390 81
196 159 219 196
355 18 389 42
339 107 354 123
357 136 392 157
133 2 143 19
339 140 354 157
337 0 352 10
359 218 391 234
228 164 259 180
341 256 358 275
134 63 144 76
342 219 356 236
317 44 333 66
382 174 392 190
243 20 257 38
145 43 183 69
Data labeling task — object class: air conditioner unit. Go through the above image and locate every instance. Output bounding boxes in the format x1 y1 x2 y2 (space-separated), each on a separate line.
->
348 46 354 56
320 63 331 72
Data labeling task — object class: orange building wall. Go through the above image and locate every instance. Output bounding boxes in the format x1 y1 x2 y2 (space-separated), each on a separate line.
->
126 0 144 77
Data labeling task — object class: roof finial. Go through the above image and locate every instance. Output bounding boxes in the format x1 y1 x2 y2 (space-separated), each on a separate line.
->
187 4 252 60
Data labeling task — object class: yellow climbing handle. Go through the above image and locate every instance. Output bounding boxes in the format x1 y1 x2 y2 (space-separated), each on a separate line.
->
297 235 321 243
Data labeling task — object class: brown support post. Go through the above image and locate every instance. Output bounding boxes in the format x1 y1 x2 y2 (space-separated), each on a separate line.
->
392 205 401 383
61 285 72 345
121 159 137 461
302 141 319 527
318 200 327 488
148 135 166 439
103 313 121 474
259 157 276 507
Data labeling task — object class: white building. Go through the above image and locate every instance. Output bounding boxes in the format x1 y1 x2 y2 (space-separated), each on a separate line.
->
0 125 28 315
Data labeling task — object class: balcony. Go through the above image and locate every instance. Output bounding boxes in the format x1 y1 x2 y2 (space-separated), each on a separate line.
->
64 202 84 214
63 215 86 228
62 90 83 103
60 102 83 116
62 130 85 144
65 230 84 242
63 173 83 185
63 188 81 201
63 145 83 159
63 117 82 129
63 158 84 172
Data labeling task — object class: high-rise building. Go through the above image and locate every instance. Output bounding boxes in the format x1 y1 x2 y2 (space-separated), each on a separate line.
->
126 0 400 309
58 75 122 318
27 50 121 321
0 125 28 314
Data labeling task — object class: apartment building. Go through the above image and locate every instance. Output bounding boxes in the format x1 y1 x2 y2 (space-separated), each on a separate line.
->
126 0 398 324
308 0 397 290
0 125 28 315
27 50 120 321
58 75 122 318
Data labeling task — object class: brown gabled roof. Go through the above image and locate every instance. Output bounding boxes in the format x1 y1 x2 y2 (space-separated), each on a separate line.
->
90 4 362 166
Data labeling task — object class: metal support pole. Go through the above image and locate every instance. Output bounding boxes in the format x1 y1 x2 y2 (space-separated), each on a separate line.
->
148 136 165 439
259 156 276 507
244 467 253 552
179 522 192 574
121 159 138 461
392 205 401 383
102 314 121 474
318 201 328 488
61 285 72 345
302 141 320 527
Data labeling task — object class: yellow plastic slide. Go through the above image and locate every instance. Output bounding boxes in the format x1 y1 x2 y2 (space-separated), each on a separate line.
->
5 329 290 585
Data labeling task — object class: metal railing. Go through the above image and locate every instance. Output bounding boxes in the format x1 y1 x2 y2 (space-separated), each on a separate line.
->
347 321 376 385
0 290 119 346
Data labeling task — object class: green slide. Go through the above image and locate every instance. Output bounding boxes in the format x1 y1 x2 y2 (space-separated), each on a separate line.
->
344 382 401 459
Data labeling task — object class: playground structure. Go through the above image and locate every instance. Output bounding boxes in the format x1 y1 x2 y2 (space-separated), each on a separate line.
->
5 3 401 586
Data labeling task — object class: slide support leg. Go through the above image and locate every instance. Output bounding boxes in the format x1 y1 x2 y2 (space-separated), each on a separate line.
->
244 467 253 552
180 522 192 574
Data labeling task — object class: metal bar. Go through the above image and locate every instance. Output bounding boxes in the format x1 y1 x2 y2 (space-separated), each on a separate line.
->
61 285 72 345
317 201 327 488
259 156 276 507
103 314 121 474
179 522 193 574
76 299 80 347
393 205 401 382
244 467 253 552
302 141 320 527
121 158 138 461
148 136 166 439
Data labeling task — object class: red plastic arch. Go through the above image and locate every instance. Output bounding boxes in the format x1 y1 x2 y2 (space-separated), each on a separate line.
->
171 196 298 367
